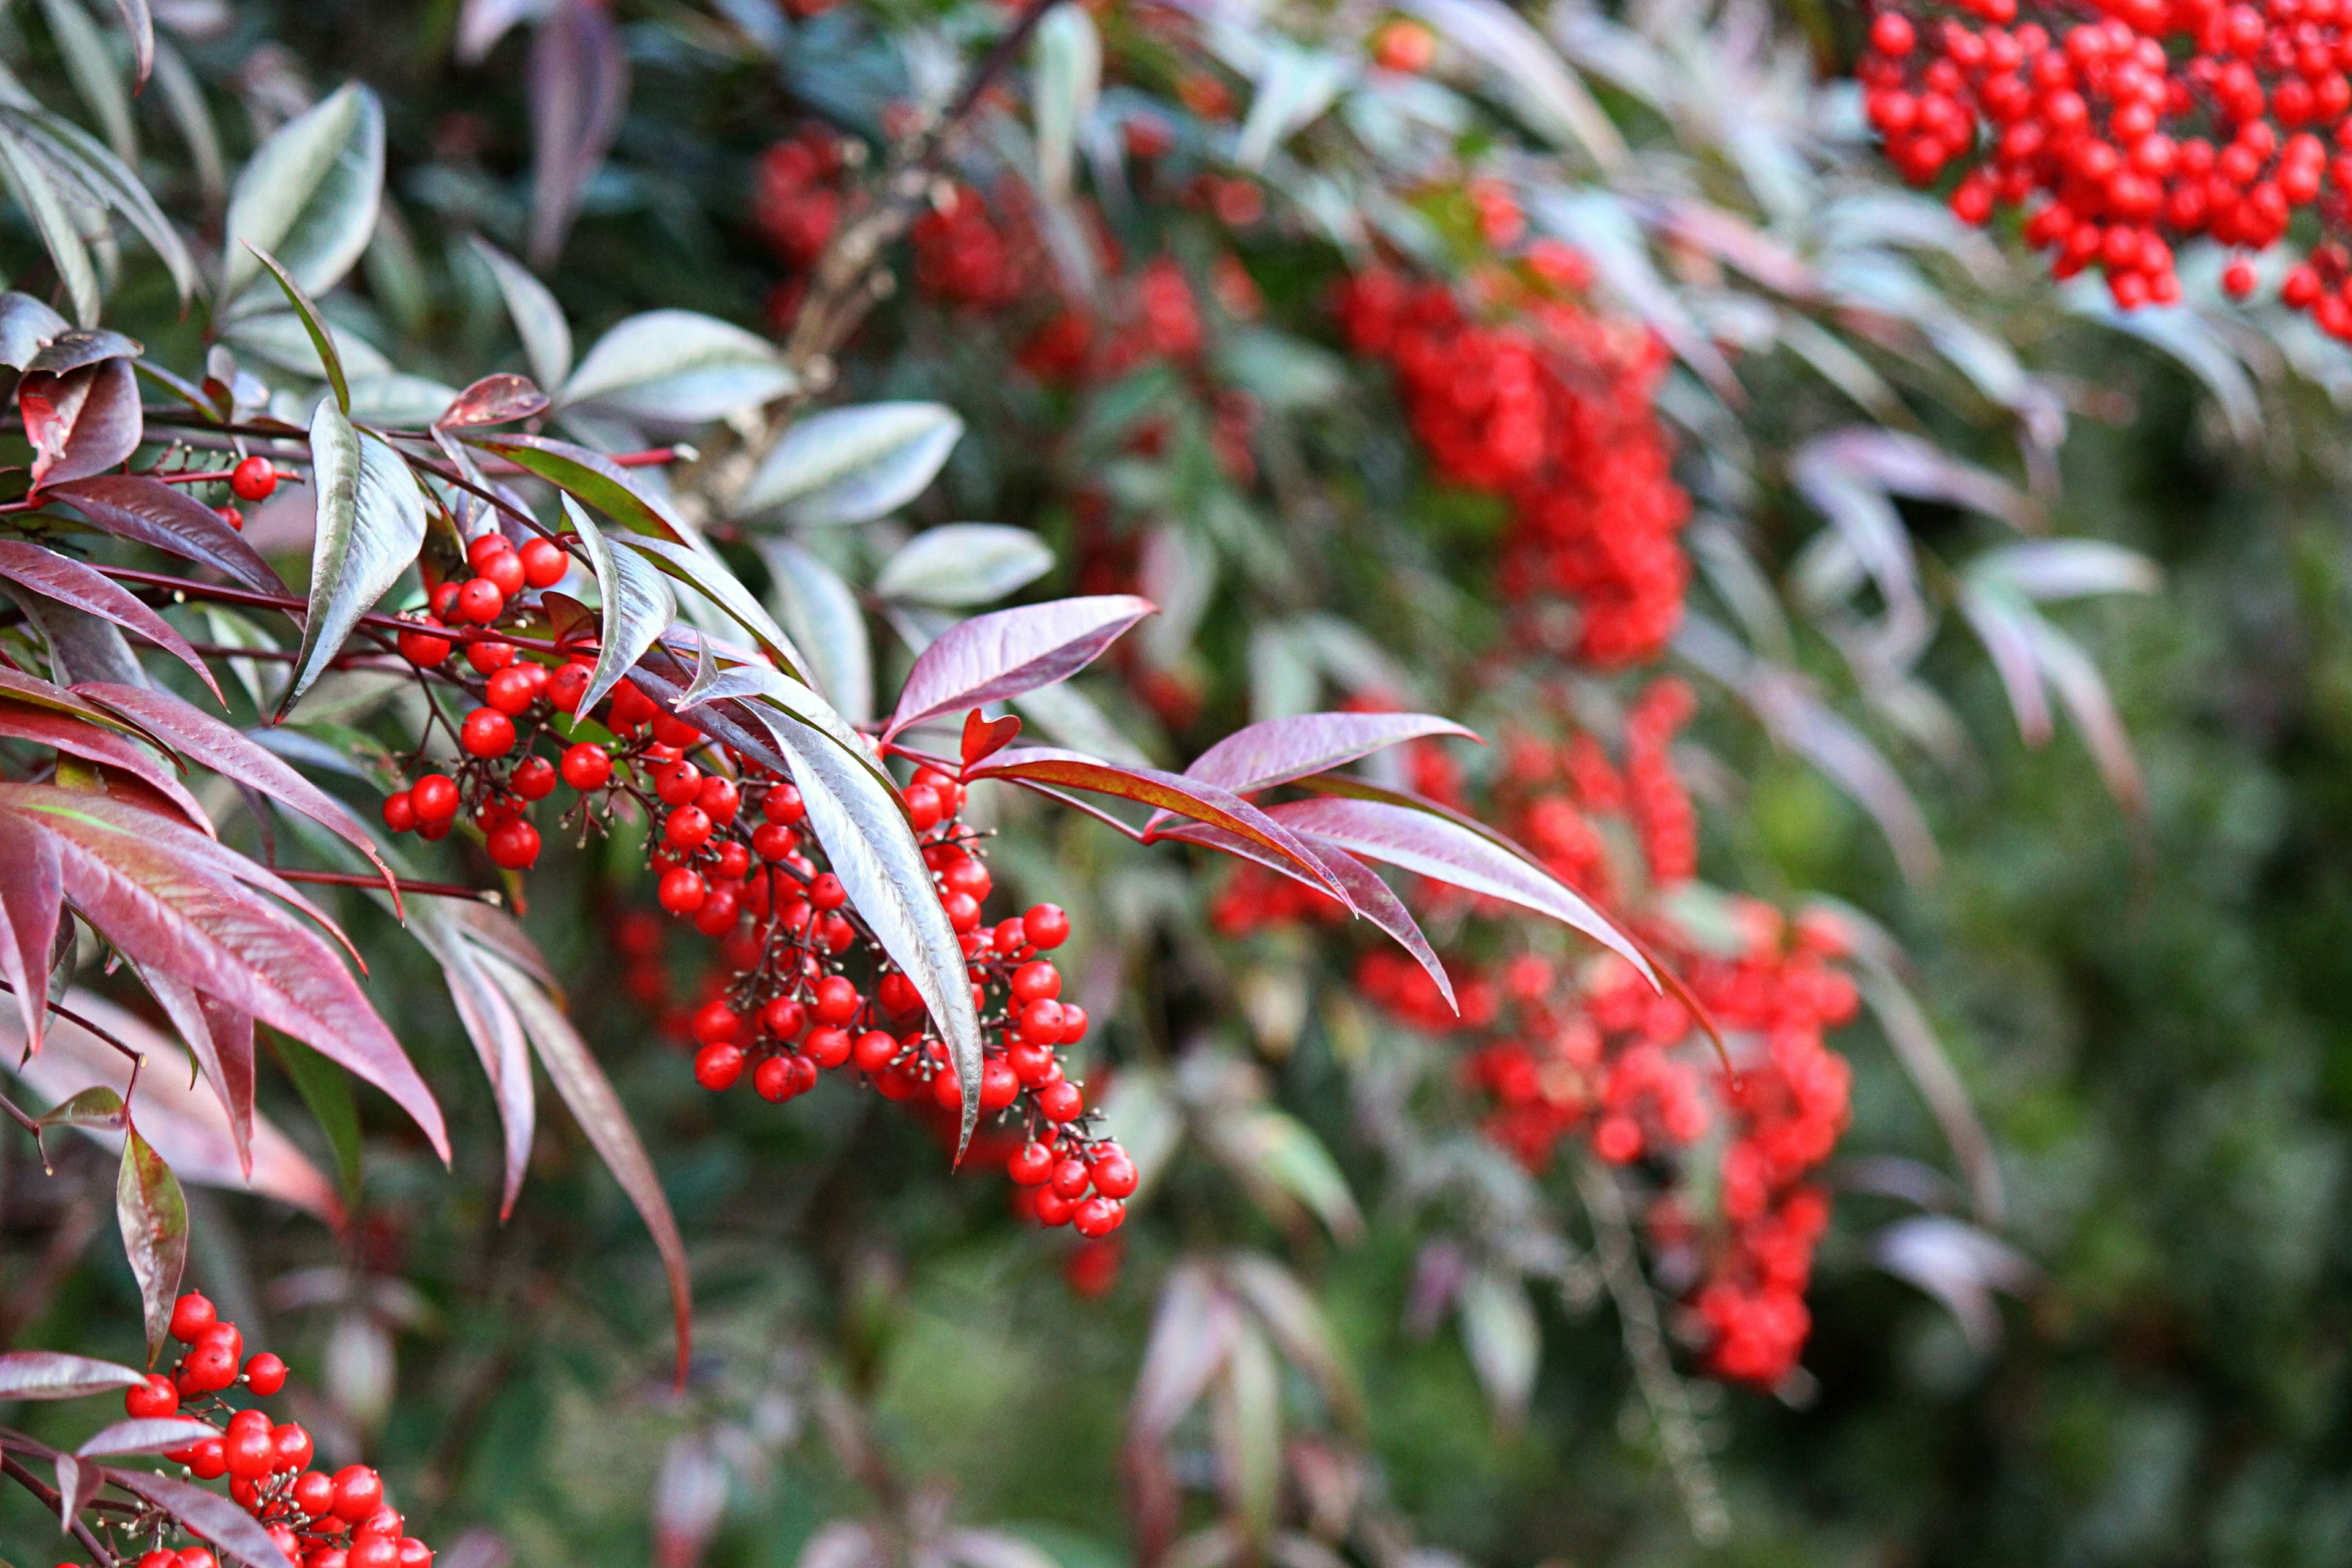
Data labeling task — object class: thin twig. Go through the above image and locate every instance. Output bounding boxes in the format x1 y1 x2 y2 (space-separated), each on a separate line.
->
0 978 148 1082
274 868 496 902
1 1452 123 1566
92 564 575 656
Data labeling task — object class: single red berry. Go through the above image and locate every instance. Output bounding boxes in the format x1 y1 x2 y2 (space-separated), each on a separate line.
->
429 580 464 619
761 783 805 824
229 454 278 501
753 822 796 860
519 536 570 587
485 665 540 715
139 1550 178 1568
412 774 461 823
272 1421 312 1471
941 855 992 900
665 805 714 851
1033 1187 1076 1226
1019 999 1065 1044
548 662 591 712
396 1542 432 1568
851 1028 899 1073
331 1465 385 1523
1008 1140 1055 1185
468 534 514 573
1038 1079 1084 1122
183 1340 239 1392
992 918 1029 956
1088 1148 1138 1198
657 761 704 807
752 1055 797 1102
216 503 243 530
1008 1039 1058 1086
382 791 418 834
808 1025 854 1068
1371 17 1435 72
696 775 740 823
228 1406 271 1436
226 1423 275 1480
693 884 741 936
714 841 752 880
694 1041 745 1091
1011 960 1061 1003
876 973 921 1015
243 1350 288 1395
651 710 702 749
478 550 527 599
397 621 453 667
124 1372 177 1419
979 1060 1020 1109
513 756 558 801
349 1540 399 1568
461 708 516 758
658 867 708 914
1869 10 1915 55
2223 258 2258 297
455 578 505 625
761 996 807 1038
943 891 981 931
813 974 862 1025
1072 1196 1124 1237
692 1000 742 1044
560 742 612 790
185 1436 228 1478
293 1469 336 1516
1050 1156 1091 1198
1023 903 1071 949
486 820 540 870
466 636 518 674
905 783 943 830
168 1291 216 1342
809 872 846 911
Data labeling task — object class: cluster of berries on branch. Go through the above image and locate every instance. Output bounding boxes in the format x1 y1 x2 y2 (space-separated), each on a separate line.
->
96 1292 432 1568
1859 0 2352 327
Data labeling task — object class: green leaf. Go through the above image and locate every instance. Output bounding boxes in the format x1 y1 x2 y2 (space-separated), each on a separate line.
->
465 431 690 542
0 124 100 326
116 1120 187 1365
1214 1322 1282 1546
467 235 573 391
559 309 796 422
221 82 384 313
1457 1269 1539 1427
0 103 198 306
270 1035 361 1203
39 0 133 164
1033 4 1100 198
564 499 677 718
757 538 872 725
873 524 1054 607
246 244 349 413
616 534 811 684
736 402 963 526
36 1085 124 1131
285 411 425 710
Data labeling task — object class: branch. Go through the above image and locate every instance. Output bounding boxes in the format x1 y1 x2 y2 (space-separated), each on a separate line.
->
274 868 499 902
1 1452 123 1566
93 565 575 656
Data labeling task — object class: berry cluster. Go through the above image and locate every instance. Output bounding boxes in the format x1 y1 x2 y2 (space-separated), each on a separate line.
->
1333 263 1691 666
910 183 1033 309
1859 0 2352 325
378 530 575 869
117 1292 431 1568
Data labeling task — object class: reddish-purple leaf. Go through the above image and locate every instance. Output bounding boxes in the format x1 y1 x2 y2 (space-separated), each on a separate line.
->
45 475 288 597
0 543 222 703
1184 712 1481 796
527 0 630 268
135 963 257 1178
112 1468 295 1568
7 989 337 1216
0 696 208 827
967 747 1352 906
118 1120 188 1363
21 358 141 489
439 372 550 429
1155 821 1457 1013
0 787 449 1161
1264 796 1655 982
56 1450 102 1529
77 1416 219 1458
886 596 1155 739
409 902 536 1220
0 809 63 1055
78 683 401 911
0 1349 146 1399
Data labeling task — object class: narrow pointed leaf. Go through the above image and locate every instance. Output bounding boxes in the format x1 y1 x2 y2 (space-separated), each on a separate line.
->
132 962 254 1177
559 309 794 421
873 524 1054 607
1267 796 1654 981
117 1121 187 1363
885 595 1153 738
478 948 691 1386
246 244 348 412
0 542 221 701
527 0 629 267
45 475 287 595
736 402 963 525
55 1450 100 1529
0 126 100 326
467 235 573 390
221 81 383 310
287 411 426 709
0 1349 145 1398
78 682 399 909
35 1085 124 1132
76 1417 218 1458
438 372 548 429
756 538 869 722
21 358 141 488
111 1469 295 1568
677 659 895 796
1185 712 1480 796
466 431 690 542
0 696 205 825
408 902 535 1219
0 800 67 1057
617 534 810 683
565 500 676 718
106 0 155 88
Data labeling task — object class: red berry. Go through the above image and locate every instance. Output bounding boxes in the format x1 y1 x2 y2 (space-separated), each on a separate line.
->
761 996 807 1038
657 761 704 807
183 1340 238 1392
980 1059 1020 1109
1869 11 1915 55
520 536 570 587
761 783 805 824
665 805 714 850
1019 999 1065 1044
216 503 243 530
905 784 943 829
560 742 612 790
412 774 461 823
467 534 513 573
486 820 540 869
809 872 846 911
243 1350 288 1395
1371 17 1434 72
753 1055 797 1102
813 974 861 1024
293 1469 336 1515
382 791 418 834
230 454 277 500
1023 903 1070 949
125 1372 177 1419
696 775 740 823
331 1465 385 1522
693 884 741 936
398 621 452 667
466 636 518 674
1008 1039 1058 1086
692 1000 742 1044
455 578 505 625
851 1029 899 1072
485 665 540 715
225 1423 275 1479
460 707 515 758
808 1025 854 1068
349 1540 398 1568
168 1291 216 1341
658 867 708 914
651 710 702 749
1057 1003 1088 1045
430 581 464 619
1088 1149 1138 1199
752 821 796 860
478 550 527 599
1038 1079 1084 1122
1011 960 1061 1003
943 891 981 931
1050 1156 1091 1198
1009 1140 1055 1185
942 856 992 900
548 662 591 712
1072 1197 1124 1237
1034 1187 1076 1227
513 756 558 800
272 1421 312 1471
693 1041 744 1091
714 841 752 880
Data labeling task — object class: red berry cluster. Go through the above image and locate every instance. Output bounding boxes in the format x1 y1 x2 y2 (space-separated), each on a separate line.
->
910 183 1034 309
116 1292 431 1568
377 530 581 867
206 453 281 533
1332 263 1691 666
1020 257 1210 385
1859 0 2352 325
753 133 843 270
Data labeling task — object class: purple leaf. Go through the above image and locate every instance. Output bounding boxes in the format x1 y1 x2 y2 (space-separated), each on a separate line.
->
6 988 337 1217
118 1120 188 1363
0 809 63 1055
410 902 536 1220
108 0 154 88
78 682 401 911
0 786 450 1161
885 595 1154 739
0 542 222 702
0 1349 146 1398
527 0 630 268
112 1468 296 1568
21 358 141 489
134 963 257 1178
1183 711 1480 796
0 695 209 827
46 475 289 597
1265 796 1654 982
56 1450 101 1529
968 746 1353 907
439 372 550 429
76 1416 219 1458
1154 821 1455 1012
